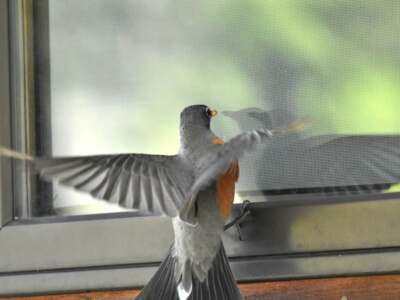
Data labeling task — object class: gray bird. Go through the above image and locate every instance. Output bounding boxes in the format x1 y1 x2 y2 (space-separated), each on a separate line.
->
1 105 300 300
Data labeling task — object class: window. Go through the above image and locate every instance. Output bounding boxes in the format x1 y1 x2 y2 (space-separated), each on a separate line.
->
1 0 400 295
21 0 400 218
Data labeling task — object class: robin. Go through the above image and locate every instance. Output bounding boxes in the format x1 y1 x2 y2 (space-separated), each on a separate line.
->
0 104 303 299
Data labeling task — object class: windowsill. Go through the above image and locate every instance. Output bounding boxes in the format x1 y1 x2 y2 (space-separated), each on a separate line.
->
1 274 400 299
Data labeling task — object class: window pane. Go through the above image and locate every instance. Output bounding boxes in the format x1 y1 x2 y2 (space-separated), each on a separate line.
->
29 0 400 217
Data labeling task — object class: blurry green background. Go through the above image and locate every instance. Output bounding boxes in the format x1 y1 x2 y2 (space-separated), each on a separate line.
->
44 0 399 214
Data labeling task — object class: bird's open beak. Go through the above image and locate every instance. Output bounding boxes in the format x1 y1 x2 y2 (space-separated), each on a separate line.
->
209 109 218 117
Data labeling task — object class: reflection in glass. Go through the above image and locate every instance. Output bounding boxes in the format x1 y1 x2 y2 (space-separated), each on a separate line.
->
30 0 400 217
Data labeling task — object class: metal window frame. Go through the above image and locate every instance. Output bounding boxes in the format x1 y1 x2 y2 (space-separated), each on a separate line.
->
2 199 400 296
0 0 13 228
1 0 400 296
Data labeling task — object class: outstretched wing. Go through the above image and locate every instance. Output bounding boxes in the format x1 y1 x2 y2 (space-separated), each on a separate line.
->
222 107 400 194
189 119 307 197
258 134 400 192
190 129 273 197
35 154 193 216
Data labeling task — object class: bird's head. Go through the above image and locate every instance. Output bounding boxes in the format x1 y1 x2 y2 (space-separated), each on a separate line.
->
180 105 218 129
222 107 273 131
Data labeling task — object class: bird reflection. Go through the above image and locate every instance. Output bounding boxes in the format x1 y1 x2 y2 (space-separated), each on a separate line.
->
223 108 400 197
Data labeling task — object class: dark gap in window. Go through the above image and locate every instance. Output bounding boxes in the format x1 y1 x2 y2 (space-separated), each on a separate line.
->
32 0 53 216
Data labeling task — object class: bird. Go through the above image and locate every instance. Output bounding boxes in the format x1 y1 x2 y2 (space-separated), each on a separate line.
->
0 104 304 300
223 108 400 196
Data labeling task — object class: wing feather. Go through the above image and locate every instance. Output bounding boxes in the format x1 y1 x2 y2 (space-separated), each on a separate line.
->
190 129 273 197
34 154 192 217
250 134 400 193
117 157 134 206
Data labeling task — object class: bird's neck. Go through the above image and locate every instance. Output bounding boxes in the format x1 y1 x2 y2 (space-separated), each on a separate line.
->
179 124 212 152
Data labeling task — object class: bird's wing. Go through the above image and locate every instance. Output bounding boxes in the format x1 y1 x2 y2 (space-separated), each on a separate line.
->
189 119 307 197
258 134 400 192
35 154 193 216
189 129 273 197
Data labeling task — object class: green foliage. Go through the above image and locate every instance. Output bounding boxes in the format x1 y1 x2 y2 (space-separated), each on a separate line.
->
50 0 400 154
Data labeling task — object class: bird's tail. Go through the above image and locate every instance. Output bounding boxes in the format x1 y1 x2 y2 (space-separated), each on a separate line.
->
136 244 242 300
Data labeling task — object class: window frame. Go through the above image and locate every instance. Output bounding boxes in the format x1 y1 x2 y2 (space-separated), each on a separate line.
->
0 0 13 228
1 0 400 295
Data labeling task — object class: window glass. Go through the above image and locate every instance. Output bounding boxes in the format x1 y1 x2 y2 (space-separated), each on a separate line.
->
29 0 400 217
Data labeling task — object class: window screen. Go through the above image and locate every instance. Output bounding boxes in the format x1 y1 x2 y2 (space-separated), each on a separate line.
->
27 0 400 218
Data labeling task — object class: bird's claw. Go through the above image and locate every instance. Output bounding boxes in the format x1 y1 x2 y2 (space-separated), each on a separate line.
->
224 200 252 241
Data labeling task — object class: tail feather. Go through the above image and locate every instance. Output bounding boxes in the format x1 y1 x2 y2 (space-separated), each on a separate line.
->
178 260 193 300
136 247 178 300
136 245 242 300
191 245 242 300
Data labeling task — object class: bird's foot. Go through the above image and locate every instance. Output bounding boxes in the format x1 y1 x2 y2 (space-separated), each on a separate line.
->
224 200 252 240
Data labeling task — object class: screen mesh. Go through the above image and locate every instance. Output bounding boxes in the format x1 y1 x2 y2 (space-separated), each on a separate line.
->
31 0 400 216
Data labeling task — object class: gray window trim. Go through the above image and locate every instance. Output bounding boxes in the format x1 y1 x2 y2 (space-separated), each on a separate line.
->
2 248 400 296
8 0 35 219
1 0 400 295
0 216 173 273
1 198 400 296
1 198 400 295
0 0 13 228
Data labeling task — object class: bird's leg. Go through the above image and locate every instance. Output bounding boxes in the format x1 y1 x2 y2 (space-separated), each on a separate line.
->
224 200 252 240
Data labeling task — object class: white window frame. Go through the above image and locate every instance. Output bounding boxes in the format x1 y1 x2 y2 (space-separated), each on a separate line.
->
1 0 400 296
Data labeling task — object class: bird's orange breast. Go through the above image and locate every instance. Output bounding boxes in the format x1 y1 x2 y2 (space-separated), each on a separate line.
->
212 137 240 222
